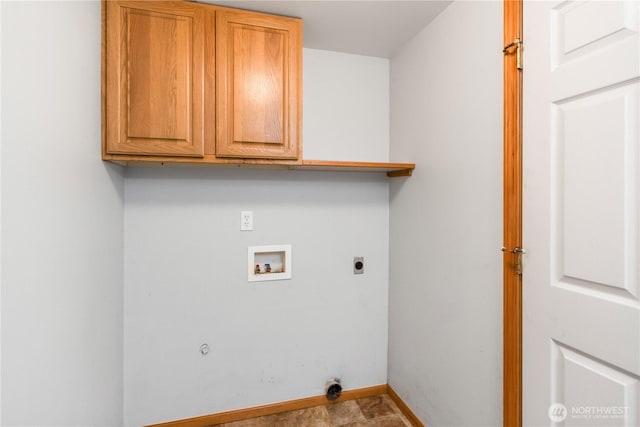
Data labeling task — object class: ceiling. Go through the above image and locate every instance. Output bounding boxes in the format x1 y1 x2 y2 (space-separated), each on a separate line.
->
201 1 452 58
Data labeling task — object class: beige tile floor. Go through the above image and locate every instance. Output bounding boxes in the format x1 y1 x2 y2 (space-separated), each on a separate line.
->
210 395 412 427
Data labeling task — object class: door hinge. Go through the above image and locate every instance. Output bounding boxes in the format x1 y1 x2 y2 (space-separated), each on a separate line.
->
503 38 523 71
501 246 526 275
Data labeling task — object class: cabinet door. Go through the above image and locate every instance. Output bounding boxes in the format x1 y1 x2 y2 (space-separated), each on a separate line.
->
105 1 211 157
216 10 302 160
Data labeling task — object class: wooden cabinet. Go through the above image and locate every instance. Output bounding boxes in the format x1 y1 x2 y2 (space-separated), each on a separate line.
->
102 1 415 177
216 9 302 159
103 0 299 161
104 1 214 157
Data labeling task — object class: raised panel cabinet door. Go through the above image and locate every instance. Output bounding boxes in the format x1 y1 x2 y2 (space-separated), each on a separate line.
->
216 9 302 160
105 1 212 157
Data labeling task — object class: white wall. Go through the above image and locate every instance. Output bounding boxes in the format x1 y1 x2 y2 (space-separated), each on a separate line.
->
124 49 390 426
303 49 389 162
388 1 503 426
1 2 125 426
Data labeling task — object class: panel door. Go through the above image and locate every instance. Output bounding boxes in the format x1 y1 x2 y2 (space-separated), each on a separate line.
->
523 1 640 426
216 9 302 160
105 1 211 157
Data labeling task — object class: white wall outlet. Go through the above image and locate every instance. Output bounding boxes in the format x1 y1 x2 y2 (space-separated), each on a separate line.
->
240 211 253 231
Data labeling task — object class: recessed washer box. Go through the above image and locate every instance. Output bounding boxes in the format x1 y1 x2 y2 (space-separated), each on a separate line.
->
248 244 292 282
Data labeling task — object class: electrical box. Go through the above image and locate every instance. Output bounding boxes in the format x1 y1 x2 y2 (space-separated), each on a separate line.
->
248 245 292 282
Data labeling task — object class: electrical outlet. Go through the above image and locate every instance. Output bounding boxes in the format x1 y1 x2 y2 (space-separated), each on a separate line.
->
354 257 364 274
241 211 253 231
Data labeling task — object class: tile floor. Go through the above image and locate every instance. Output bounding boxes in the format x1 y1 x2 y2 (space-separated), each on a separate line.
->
210 395 413 427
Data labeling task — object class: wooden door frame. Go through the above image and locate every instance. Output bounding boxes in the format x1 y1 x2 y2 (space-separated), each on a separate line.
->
503 1 523 426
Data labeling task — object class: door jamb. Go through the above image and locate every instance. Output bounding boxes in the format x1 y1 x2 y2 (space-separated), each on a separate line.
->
503 1 523 426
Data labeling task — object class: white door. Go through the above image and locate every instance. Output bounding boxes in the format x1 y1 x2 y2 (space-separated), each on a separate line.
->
523 1 640 426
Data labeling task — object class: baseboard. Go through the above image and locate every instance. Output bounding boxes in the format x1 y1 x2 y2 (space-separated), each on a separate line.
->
388 385 425 427
147 384 388 427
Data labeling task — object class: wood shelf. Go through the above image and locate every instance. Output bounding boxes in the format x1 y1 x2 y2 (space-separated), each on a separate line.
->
105 157 415 177
299 160 414 177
